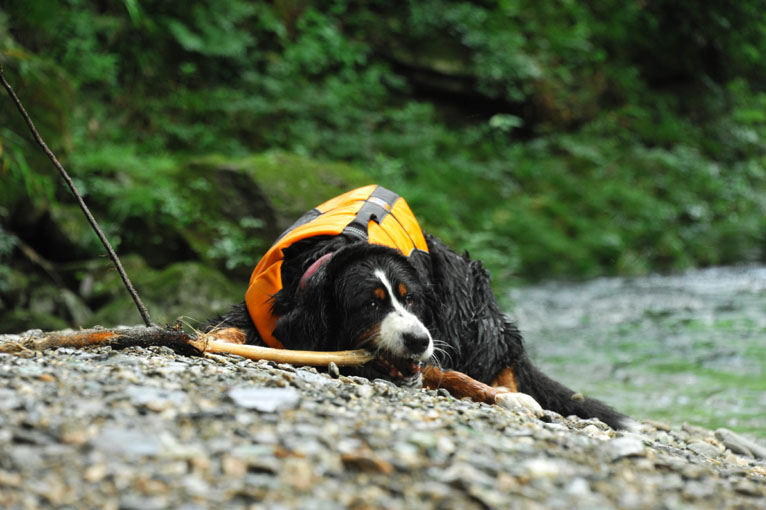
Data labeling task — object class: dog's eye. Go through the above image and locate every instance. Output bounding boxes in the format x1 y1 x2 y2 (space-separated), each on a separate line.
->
367 300 379 310
404 294 415 307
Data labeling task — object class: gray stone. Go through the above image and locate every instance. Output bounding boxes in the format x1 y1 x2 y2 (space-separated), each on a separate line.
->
683 480 717 499
439 462 495 489
356 384 374 399
565 477 592 497
604 436 646 461
227 386 300 412
715 428 766 459
125 385 188 409
3 325 766 510
90 426 161 457
687 441 723 458
295 369 331 388
522 457 565 478
0 388 20 411
733 480 766 497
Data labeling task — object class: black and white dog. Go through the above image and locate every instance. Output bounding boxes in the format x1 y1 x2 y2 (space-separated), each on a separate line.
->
206 186 627 429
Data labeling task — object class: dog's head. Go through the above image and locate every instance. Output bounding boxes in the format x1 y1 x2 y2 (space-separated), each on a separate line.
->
272 243 434 386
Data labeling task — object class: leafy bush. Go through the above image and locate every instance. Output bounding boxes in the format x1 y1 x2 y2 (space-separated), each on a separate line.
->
1 0 765 292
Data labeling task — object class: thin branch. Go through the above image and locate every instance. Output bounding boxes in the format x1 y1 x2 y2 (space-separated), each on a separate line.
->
0 64 154 327
0 326 199 356
0 326 375 367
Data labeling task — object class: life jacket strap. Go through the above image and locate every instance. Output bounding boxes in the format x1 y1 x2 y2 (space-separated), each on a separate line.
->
342 186 400 240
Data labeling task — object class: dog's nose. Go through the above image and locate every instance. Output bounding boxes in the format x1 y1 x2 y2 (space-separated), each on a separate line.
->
402 330 430 355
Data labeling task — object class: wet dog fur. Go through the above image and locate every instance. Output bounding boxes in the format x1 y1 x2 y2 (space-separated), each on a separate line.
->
206 233 628 429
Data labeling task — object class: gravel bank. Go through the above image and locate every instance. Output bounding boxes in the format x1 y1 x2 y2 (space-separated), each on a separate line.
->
1 330 765 509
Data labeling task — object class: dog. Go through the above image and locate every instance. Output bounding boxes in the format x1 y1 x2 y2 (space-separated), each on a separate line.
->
206 185 628 429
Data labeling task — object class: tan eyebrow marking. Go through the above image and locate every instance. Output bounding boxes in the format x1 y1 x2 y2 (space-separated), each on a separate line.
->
374 287 386 300
398 283 408 298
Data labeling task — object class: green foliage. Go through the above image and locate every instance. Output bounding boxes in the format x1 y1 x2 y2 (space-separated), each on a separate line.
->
1 0 765 297
0 224 18 294
88 260 242 327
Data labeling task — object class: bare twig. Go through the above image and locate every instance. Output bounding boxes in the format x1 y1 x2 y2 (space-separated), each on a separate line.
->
0 64 154 327
0 326 195 355
0 326 375 367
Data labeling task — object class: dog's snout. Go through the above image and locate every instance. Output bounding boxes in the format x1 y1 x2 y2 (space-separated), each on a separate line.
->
402 330 430 355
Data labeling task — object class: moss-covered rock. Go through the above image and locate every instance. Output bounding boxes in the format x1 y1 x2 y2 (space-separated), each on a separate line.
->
73 254 151 305
2 151 370 332
27 286 93 328
0 267 29 311
180 151 371 279
89 261 241 328
0 308 70 334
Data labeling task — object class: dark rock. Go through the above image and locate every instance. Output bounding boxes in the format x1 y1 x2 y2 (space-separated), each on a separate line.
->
90 260 240 326
0 308 69 333
182 153 369 279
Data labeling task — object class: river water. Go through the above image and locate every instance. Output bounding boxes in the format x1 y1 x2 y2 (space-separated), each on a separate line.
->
508 266 766 437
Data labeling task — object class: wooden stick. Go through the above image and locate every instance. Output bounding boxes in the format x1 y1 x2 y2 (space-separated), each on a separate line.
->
422 365 502 404
0 326 196 355
0 326 374 367
190 337 374 366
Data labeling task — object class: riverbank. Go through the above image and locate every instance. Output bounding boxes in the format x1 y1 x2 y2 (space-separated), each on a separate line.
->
510 265 766 435
1 333 765 509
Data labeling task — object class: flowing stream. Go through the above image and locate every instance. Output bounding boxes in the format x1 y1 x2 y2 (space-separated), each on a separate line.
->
508 266 766 437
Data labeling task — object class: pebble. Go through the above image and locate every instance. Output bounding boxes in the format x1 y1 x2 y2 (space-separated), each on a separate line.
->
326 362 340 378
341 450 394 475
604 436 646 461
687 440 723 458
715 428 766 460
227 386 300 412
1 331 765 510
0 388 21 411
440 462 495 488
522 457 565 478
90 426 162 457
565 477 591 497
356 384 374 399
125 385 189 410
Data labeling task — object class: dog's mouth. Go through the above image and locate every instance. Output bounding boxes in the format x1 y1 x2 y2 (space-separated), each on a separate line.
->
370 352 423 386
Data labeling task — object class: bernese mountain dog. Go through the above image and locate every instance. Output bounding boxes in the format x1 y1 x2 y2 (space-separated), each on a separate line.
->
206 185 628 429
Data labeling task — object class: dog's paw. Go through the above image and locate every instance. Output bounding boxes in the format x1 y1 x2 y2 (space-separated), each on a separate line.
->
495 391 544 417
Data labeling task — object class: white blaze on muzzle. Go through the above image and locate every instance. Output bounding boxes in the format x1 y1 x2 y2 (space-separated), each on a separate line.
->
373 269 434 360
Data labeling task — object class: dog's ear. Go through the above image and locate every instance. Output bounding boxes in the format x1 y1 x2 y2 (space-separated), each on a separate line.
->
407 249 433 284
272 260 334 350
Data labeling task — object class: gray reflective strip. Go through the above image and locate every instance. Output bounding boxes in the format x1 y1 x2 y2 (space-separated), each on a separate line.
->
342 186 400 240
274 208 321 243
368 196 391 210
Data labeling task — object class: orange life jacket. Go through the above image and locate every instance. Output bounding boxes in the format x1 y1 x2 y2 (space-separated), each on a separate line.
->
245 185 429 348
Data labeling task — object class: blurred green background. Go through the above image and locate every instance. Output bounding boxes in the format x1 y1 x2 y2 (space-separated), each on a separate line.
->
1 0 765 330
